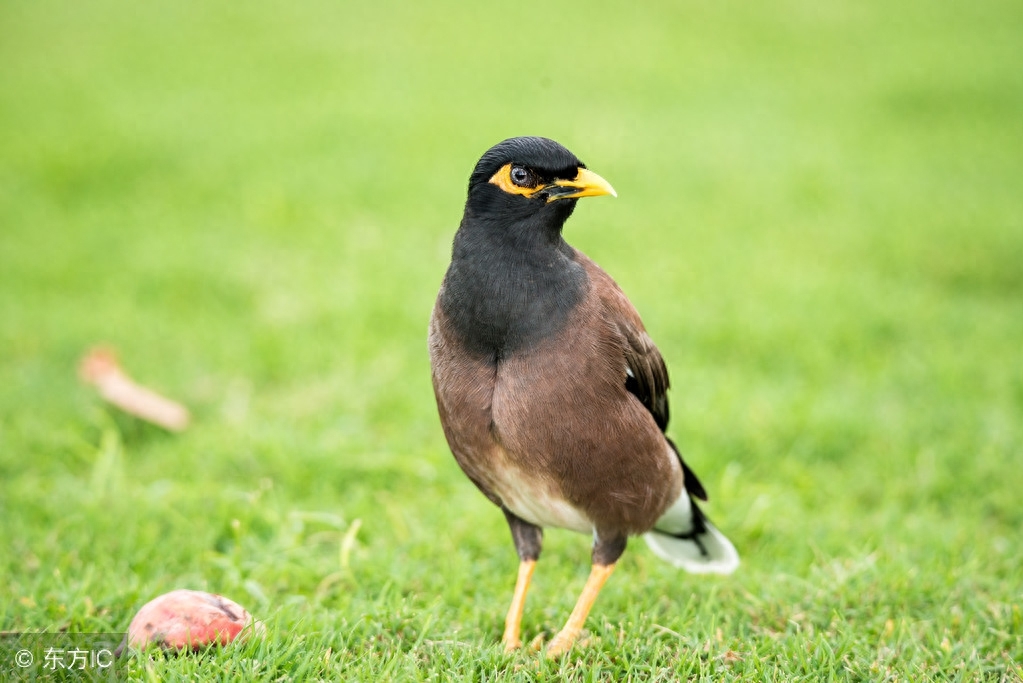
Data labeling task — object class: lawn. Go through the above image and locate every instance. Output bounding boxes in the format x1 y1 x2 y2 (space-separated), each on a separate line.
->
1 1 1021 680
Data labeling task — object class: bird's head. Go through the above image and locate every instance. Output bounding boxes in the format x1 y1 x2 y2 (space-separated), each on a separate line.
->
464 137 616 237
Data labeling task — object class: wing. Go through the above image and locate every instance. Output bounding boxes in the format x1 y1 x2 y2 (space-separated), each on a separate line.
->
577 252 709 501
576 252 670 430
618 318 670 431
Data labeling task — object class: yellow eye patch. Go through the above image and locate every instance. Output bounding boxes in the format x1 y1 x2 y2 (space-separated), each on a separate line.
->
488 163 542 198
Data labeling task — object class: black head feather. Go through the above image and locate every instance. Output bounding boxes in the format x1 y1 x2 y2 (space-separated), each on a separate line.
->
468 136 584 190
464 137 588 238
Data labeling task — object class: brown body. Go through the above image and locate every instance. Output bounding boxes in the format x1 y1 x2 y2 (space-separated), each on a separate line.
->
429 251 683 540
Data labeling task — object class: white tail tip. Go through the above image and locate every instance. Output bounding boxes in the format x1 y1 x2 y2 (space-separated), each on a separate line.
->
643 522 740 575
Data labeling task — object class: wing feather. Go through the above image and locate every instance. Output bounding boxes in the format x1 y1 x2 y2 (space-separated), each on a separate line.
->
577 253 671 430
576 251 710 502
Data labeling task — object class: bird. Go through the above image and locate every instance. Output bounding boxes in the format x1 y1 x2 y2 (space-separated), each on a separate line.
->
428 136 739 657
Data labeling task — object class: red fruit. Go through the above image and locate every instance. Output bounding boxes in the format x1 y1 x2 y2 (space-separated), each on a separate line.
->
127 589 261 651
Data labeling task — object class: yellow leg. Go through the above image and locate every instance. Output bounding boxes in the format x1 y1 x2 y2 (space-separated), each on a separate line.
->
546 563 616 657
502 559 537 651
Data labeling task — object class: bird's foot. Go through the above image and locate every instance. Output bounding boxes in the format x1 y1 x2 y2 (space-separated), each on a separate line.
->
501 633 522 652
545 627 581 658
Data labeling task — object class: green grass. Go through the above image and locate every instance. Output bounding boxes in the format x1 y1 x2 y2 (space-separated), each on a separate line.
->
2 1 1022 680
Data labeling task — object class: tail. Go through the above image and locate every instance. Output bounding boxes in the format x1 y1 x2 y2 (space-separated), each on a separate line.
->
643 494 739 575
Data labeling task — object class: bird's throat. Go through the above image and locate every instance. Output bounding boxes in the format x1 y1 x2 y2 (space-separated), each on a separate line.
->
440 224 587 361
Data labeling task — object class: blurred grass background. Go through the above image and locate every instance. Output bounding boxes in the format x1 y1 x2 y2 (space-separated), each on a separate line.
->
1 1 1021 679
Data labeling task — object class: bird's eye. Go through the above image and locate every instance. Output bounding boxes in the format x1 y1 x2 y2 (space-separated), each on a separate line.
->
510 165 534 188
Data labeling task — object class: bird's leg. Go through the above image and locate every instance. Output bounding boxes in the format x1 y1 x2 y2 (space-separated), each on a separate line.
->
503 558 536 651
545 563 615 657
546 534 627 658
501 508 543 651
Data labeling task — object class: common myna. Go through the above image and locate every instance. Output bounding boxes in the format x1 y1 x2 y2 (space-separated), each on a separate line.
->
429 137 739 657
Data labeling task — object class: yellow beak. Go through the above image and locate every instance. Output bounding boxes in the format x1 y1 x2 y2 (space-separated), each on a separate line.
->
547 167 617 203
